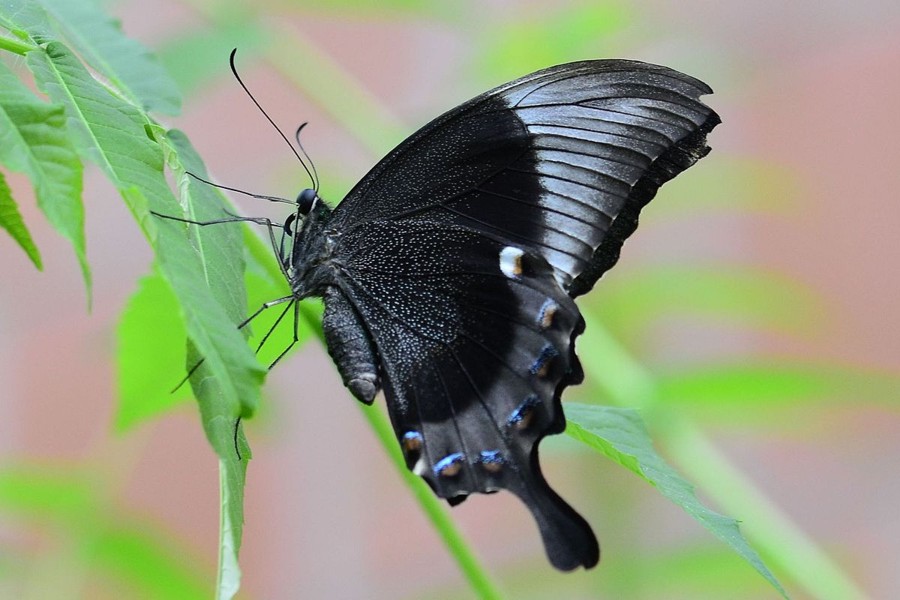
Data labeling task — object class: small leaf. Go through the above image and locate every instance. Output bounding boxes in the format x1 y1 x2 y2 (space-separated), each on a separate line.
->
0 170 42 268
116 269 192 431
33 0 181 114
0 0 54 43
565 403 787 598
0 60 87 295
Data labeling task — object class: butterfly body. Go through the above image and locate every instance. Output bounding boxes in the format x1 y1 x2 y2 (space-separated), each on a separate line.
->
273 59 718 571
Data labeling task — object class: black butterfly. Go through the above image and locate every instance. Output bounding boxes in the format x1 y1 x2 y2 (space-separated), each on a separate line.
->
169 58 719 571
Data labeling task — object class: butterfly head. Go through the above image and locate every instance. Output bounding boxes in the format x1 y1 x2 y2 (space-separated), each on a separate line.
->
284 189 334 299
296 188 318 215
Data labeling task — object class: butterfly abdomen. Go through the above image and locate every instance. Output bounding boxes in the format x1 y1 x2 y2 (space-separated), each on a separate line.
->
322 286 382 405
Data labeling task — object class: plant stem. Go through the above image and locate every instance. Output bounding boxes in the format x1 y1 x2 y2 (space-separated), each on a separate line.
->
0 34 35 56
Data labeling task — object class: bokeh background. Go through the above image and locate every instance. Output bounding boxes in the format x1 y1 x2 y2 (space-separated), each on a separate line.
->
2 1 899 598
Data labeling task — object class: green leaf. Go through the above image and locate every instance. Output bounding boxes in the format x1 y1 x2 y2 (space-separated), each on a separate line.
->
0 169 42 268
0 32 36 54
658 363 900 417
31 0 181 114
0 60 87 295
593 265 824 340
26 41 264 438
155 129 261 600
565 403 787 598
0 0 54 44
116 269 192 431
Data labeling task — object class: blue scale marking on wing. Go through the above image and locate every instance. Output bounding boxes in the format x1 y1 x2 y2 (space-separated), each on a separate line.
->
336 273 536 497
432 364 480 489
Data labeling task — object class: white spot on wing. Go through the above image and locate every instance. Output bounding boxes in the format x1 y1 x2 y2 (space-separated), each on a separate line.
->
538 299 558 330
499 246 524 279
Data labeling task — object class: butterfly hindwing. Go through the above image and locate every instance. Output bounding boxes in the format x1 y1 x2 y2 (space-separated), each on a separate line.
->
326 219 596 569
316 60 719 569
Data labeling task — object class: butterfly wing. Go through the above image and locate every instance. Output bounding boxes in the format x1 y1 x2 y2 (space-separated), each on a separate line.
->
331 60 720 295
323 60 719 570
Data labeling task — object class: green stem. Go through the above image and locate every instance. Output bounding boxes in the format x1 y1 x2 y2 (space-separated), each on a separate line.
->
0 34 35 56
580 311 870 600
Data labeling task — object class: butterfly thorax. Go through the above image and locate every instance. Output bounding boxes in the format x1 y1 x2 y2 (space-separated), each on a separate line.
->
287 200 338 299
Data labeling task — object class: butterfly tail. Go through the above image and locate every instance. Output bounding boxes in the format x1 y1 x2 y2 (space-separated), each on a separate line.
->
512 448 600 571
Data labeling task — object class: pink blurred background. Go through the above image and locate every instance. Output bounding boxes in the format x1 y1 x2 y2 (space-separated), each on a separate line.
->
2 1 899 598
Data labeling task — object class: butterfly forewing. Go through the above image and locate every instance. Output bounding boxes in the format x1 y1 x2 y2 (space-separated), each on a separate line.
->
314 59 719 570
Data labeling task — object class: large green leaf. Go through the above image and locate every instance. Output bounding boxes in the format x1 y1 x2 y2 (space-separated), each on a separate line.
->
20 41 262 598
25 40 264 437
0 59 86 294
0 169 42 269
565 403 787 598
32 0 181 114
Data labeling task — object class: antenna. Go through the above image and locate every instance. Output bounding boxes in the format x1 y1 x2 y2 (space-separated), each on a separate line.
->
229 48 317 191
185 171 295 205
294 123 320 192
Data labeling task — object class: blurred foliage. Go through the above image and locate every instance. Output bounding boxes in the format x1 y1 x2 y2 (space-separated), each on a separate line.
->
2 0 896 599
0 464 212 598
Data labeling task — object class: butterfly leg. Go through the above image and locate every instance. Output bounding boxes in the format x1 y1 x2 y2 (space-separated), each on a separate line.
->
150 210 292 281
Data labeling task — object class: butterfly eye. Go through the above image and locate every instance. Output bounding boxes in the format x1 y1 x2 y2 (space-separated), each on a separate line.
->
283 213 297 237
296 188 317 215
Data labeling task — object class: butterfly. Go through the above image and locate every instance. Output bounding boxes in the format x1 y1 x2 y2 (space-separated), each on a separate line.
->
167 56 719 571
